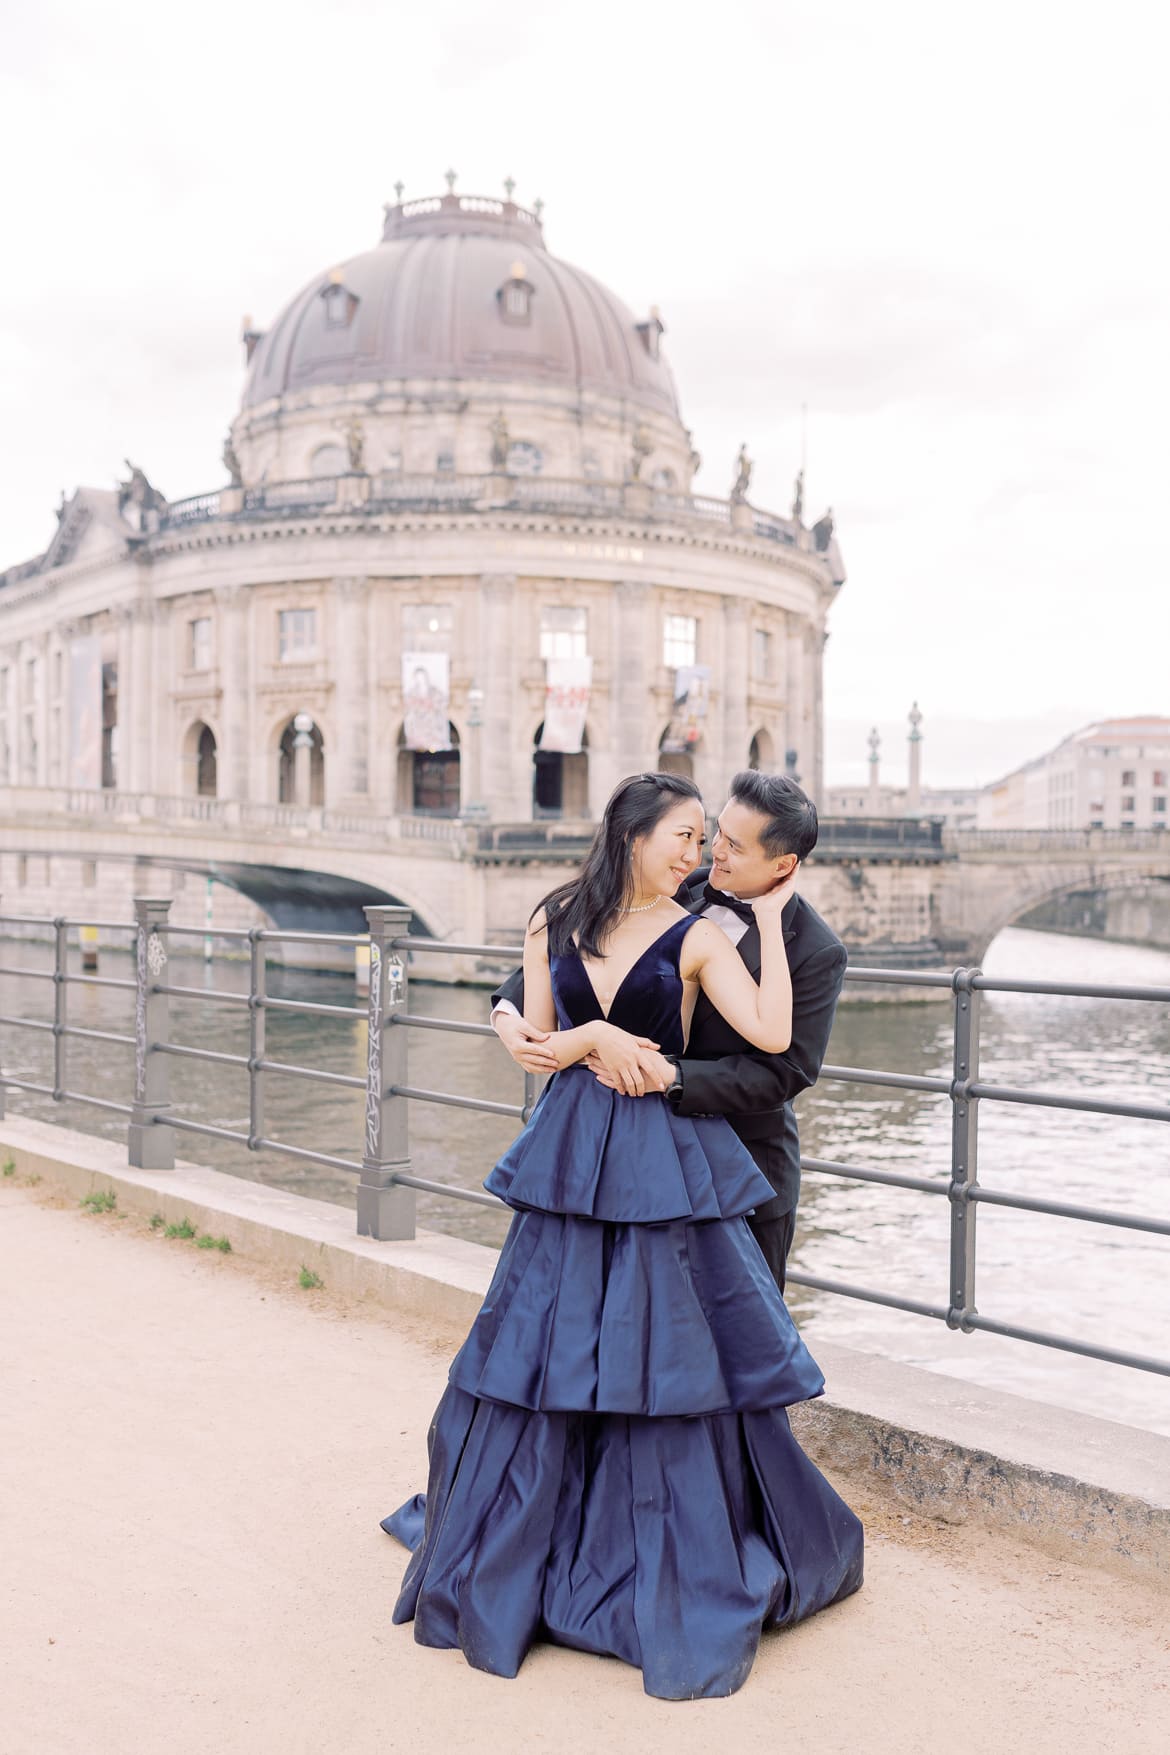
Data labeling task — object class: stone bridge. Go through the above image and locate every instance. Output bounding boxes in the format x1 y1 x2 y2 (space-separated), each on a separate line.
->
934 829 1170 961
1 786 1168 968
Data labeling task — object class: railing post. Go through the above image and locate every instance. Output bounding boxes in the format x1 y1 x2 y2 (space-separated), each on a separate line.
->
247 927 266 1154
358 905 415 1240
52 916 68 1100
947 966 981 1329
128 897 174 1170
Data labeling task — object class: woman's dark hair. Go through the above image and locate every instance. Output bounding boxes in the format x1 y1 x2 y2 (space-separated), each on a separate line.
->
534 772 703 959
728 769 819 861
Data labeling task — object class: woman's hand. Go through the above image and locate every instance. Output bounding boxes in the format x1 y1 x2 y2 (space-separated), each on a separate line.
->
493 1010 560 1074
587 1021 662 1096
751 866 799 930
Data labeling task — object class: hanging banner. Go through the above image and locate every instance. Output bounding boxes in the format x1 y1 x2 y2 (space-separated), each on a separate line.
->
68 634 103 787
402 651 451 751
661 663 710 753
540 655 592 754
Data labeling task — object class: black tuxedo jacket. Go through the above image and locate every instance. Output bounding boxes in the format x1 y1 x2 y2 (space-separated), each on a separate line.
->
490 866 847 1217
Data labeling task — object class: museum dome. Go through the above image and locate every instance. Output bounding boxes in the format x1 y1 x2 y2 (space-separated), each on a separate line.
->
241 188 681 419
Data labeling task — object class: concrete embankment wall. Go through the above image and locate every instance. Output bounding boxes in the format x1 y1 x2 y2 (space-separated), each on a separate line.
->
2 1112 1167 1591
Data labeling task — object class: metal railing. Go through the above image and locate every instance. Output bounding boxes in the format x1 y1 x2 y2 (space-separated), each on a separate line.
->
1 901 1168 1380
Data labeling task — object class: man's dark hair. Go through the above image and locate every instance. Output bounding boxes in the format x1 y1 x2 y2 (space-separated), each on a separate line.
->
728 770 819 862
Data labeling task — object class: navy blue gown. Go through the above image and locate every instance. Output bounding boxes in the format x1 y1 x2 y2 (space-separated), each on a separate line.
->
382 913 863 1699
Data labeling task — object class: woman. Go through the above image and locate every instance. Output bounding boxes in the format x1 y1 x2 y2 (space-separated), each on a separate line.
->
383 773 863 1699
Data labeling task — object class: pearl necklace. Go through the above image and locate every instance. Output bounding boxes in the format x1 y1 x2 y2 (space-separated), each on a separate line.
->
624 896 663 915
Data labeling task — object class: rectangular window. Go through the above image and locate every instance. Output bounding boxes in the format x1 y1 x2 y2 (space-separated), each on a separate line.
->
1154 797 1167 814
752 628 771 682
402 603 454 652
1121 794 1135 812
663 613 697 669
540 606 588 660
278 608 317 660
1153 770 1167 788
189 617 212 671
1121 769 1136 786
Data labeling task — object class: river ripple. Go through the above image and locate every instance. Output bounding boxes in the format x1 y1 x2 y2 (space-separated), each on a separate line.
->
2 926 1167 1436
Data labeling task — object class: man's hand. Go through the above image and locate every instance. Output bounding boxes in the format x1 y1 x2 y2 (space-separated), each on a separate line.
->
493 1011 559 1074
584 1046 676 1094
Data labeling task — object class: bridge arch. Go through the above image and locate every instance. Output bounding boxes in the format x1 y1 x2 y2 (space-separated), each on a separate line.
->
940 851 1170 962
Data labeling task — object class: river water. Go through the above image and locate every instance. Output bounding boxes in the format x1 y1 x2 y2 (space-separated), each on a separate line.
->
3 926 1168 1436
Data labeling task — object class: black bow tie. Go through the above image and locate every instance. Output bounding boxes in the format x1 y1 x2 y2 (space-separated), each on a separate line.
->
701 882 757 925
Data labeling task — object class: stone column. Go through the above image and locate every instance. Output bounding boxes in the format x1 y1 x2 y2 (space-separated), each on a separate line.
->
336 577 370 801
126 602 153 794
607 580 650 799
907 702 924 814
785 621 806 785
478 573 522 820
867 728 882 811
721 596 750 780
812 625 828 801
215 585 248 801
114 607 134 793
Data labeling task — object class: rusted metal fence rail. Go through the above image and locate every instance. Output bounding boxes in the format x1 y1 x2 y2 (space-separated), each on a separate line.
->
2 900 1167 1381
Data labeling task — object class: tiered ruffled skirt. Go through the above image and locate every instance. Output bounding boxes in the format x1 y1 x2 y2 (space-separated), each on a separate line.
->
383 1069 863 1699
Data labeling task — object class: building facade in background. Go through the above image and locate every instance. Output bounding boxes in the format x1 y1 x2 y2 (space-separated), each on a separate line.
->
0 184 844 836
977 718 1170 831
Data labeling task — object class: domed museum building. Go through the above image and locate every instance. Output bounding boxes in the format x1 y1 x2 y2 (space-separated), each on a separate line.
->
0 181 846 947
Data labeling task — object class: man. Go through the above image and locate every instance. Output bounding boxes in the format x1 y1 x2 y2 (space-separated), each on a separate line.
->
491 770 847 1292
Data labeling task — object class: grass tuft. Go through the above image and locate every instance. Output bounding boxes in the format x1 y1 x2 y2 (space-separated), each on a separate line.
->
164 1217 197 1240
298 1266 323 1291
2 1157 16 1177
149 1212 165 1230
195 1233 233 1253
80 1189 117 1214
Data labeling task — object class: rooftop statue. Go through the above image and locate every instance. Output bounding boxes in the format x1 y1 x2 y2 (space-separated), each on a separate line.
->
812 507 835 553
732 443 753 503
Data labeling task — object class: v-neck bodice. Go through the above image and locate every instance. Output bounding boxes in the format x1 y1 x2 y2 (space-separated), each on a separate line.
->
550 914 699 1056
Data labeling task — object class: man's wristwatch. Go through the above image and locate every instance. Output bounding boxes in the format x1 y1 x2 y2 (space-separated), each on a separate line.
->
663 1056 684 1103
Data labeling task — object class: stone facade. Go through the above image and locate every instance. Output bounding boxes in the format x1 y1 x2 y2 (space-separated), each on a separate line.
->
977 717 1170 831
0 187 843 842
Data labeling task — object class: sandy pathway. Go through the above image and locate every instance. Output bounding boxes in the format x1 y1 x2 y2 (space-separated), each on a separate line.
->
2 1182 1168 1755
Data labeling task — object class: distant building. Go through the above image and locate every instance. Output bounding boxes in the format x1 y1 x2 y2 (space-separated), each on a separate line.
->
0 181 844 834
823 705 980 827
977 717 1170 831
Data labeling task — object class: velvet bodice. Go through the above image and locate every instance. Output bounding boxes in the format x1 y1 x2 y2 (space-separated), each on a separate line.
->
549 914 699 1058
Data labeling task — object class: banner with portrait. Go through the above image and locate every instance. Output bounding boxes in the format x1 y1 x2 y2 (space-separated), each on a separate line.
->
401 651 452 752
661 663 710 753
539 656 592 754
68 634 103 787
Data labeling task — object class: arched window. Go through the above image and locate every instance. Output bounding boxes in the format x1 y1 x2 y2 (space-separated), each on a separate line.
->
497 262 535 324
748 728 775 773
533 723 589 819
657 723 695 781
310 444 347 478
278 714 325 806
184 720 218 797
397 722 461 817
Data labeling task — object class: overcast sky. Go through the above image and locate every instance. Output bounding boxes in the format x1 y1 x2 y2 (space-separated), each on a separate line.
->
3 0 1166 786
